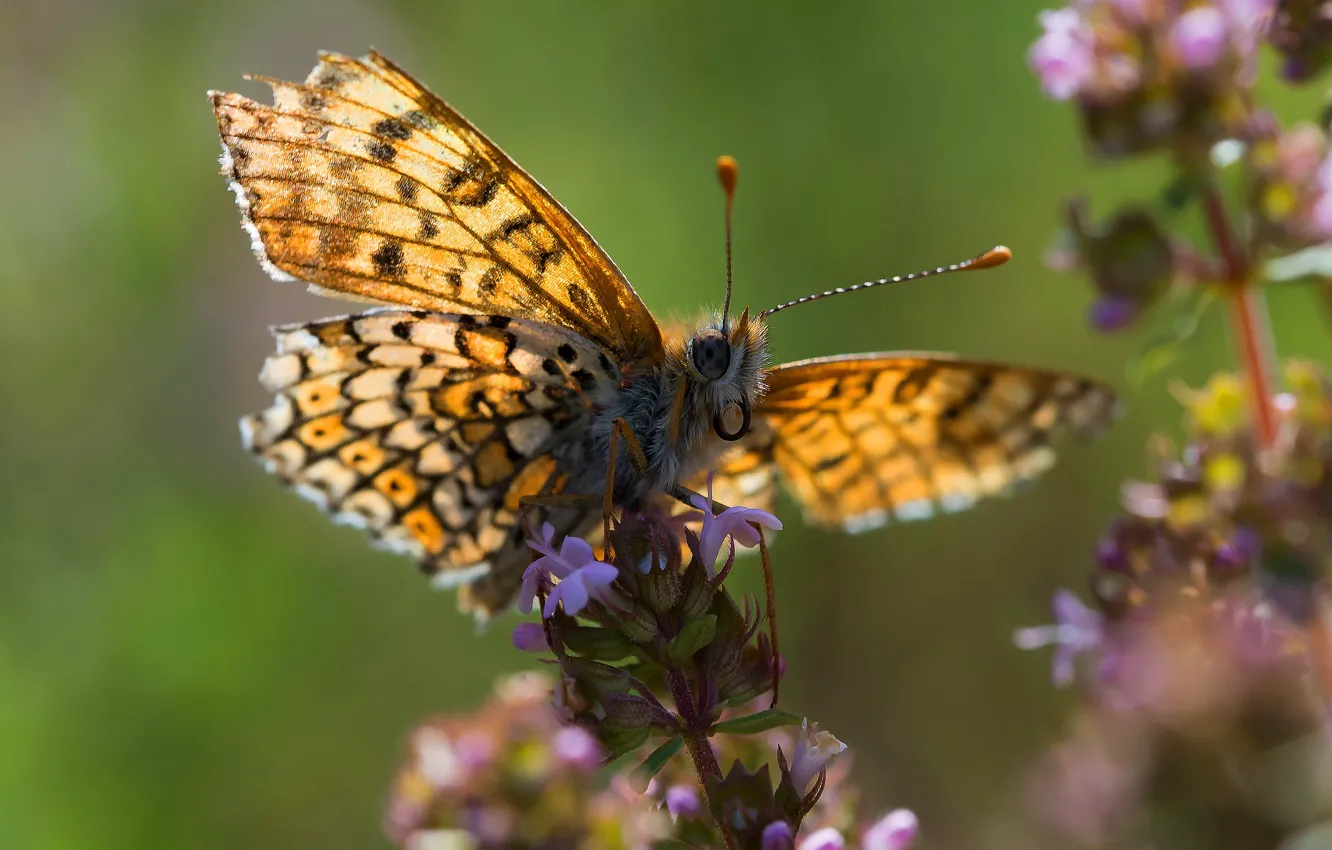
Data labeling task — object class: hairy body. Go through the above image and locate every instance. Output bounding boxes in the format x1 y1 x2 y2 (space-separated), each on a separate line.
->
583 314 769 509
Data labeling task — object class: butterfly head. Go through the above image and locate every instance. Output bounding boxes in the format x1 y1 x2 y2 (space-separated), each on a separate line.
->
676 305 768 443
682 156 767 441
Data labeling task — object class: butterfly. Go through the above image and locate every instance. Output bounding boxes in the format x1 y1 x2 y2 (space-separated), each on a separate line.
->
210 50 1119 619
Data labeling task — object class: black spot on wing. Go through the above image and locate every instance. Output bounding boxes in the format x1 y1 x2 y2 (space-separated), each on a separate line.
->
371 117 413 140
572 369 598 392
566 284 595 315
418 212 439 240
501 216 535 241
367 140 397 164
557 343 577 363
478 266 502 295
893 366 934 406
372 241 405 278
312 66 350 89
395 175 418 203
399 110 435 130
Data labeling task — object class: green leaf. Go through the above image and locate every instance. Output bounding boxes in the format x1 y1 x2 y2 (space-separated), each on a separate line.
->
629 737 683 793
561 625 636 661
600 725 653 760
1127 288 1216 386
711 708 804 736
666 615 717 664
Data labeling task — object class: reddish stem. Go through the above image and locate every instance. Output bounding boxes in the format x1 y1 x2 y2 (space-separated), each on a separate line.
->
1201 187 1276 448
665 668 737 849
1228 287 1278 448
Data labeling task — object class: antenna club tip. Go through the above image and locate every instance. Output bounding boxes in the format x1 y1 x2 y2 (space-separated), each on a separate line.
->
716 155 738 195
972 245 1012 270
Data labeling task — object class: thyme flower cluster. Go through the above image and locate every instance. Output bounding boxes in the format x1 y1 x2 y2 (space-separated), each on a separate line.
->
1020 1 1332 845
384 477 918 850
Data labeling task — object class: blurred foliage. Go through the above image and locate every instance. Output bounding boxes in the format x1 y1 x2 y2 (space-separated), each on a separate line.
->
3 2 1332 849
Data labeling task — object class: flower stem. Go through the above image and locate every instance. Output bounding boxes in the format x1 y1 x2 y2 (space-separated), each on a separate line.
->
665 667 738 849
1201 186 1276 448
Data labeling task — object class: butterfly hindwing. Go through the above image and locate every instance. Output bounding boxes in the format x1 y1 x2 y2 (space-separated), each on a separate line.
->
241 309 621 604
211 50 663 371
753 353 1119 532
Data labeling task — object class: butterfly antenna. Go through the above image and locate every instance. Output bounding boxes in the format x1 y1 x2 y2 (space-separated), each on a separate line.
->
717 155 738 333
757 244 1013 320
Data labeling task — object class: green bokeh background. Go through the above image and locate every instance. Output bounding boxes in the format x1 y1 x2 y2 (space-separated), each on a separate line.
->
4 2 1330 848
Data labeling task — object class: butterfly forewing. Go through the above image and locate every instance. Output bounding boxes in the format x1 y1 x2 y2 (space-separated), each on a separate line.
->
241 309 620 591
211 51 663 370
754 354 1118 532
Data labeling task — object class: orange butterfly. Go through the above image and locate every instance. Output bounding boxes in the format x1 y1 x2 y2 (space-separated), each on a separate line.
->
211 51 1118 618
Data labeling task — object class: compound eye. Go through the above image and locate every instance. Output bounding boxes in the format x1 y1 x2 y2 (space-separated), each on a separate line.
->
691 332 731 381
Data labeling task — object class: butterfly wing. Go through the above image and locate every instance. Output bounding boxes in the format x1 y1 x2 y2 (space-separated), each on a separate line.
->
211 50 663 370
750 353 1118 531
242 309 619 616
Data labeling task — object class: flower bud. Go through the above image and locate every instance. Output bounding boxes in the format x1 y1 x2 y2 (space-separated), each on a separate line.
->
761 820 795 850
1271 2 1332 82
862 809 919 850
618 601 661 643
511 622 547 652
600 692 672 732
640 560 682 613
1067 201 1175 332
678 559 716 619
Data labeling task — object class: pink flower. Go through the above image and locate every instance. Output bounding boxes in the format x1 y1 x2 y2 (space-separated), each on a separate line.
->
862 809 919 850
1013 589 1105 686
544 560 622 617
1029 8 1096 100
552 725 603 770
664 784 702 819
1107 0 1150 25
689 473 783 575
520 524 624 617
1220 0 1275 54
510 622 547 652
798 826 845 850
1168 7 1230 70
1311 193 1332 238
788 720 847 793
454 730 497 772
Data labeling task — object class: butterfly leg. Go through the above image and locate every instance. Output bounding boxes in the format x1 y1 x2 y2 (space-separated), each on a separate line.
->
516 492 603 541
605 418 650 552
667 483 733 513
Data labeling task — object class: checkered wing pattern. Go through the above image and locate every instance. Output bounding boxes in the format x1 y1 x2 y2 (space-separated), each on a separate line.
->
753 353 1118 532
240 309 620 613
